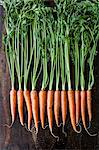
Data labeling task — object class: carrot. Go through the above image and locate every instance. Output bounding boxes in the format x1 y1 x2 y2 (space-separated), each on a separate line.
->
68 90 81 133
81 90 86 129
4 39 16 128
4 89 17 128
47 90 59 140
31 90 39 133
47 90 54 131
17 90 24 126
9 89 17 126
75 90 81 125
61 90 67 137
54 90 61 127
39 90 47 129
81 90 97 136
86 90 92 125
61 90 67 126
24 90 32 130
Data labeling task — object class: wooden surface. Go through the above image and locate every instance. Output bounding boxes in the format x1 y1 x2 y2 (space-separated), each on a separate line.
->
0 4 99 150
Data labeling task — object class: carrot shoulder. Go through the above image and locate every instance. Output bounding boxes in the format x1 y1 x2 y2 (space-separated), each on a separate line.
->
17 90 24 126
31 90 39 133
61 90 67 126
39 90 47 129
75 90 81 125
54 90 61 127
24 90 32 130
68 90 81 133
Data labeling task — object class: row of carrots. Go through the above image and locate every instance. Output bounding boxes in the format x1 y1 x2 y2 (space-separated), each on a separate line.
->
9 89 96 139
2 0 98 140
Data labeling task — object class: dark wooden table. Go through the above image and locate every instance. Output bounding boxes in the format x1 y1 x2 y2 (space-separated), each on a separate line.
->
0 4 99 150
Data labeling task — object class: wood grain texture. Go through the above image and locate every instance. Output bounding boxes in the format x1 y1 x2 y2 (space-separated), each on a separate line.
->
0 3 99 150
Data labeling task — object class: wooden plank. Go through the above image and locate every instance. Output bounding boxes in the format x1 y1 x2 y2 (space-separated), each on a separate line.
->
0 5 3 49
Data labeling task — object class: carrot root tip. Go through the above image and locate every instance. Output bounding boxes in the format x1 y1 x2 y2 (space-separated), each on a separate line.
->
87 121 91 129
76 119 81 127
35 129 38 135
50 129 59 141
34 128 39 135
23 123 26 127
62 125 67 137
85 128 97 136
3 122 14 128
42 124 48 130
24 123 32 132
29 129 32 133
75 123 82 133
21 122 24 126
30 125 38 134
57 123 62 128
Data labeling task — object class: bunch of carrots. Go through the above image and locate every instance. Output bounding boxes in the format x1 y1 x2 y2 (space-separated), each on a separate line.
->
2 0 99 139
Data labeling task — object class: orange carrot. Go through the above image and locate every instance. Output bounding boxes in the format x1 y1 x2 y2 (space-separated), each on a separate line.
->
47 90 59 140
47 90 54 131
68 90 81 133
86 90 92 124
24 90 32 130
61 90 67 136
3 89 17 128
31 90 39 133
17 90 24 126
39 90 47 129
61 90 67 126
81 90 86 129
54 90 61 127
75 90 81 125
10 89 17 126
81 90 97 136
